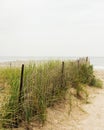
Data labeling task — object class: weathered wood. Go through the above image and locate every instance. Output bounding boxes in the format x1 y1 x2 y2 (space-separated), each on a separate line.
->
77 59 80 69
18 64 24 104
61 61 64 74
10 62 11 68
61 61 64 88
86 57 88 63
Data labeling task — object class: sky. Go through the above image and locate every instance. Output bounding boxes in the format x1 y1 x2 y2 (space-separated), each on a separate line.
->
0 0 104 57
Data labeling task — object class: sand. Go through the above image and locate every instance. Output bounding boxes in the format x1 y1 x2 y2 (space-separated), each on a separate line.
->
1 69 104 130
31 69 104 130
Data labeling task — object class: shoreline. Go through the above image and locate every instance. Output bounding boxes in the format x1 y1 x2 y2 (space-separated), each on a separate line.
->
0 60 104 69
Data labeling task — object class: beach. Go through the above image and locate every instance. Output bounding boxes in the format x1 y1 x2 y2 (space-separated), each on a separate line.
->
0 60 104 130
11 69 104 130
30 69 104 130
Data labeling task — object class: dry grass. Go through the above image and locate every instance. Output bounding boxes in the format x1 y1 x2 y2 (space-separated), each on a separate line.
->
0 59 102 129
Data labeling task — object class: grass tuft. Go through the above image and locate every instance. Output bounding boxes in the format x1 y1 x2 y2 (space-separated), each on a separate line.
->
0 58 102 128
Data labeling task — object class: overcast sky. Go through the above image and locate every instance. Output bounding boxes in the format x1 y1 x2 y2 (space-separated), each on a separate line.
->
0 0 104 57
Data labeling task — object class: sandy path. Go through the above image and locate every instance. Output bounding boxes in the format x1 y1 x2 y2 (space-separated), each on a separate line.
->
78 88 104 130
1 69 104 130
37 90 104 130
76 70 104 130
70 69 104 130
32 69 104 130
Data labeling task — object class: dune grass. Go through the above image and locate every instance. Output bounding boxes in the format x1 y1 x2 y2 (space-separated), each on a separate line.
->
0 59 102 128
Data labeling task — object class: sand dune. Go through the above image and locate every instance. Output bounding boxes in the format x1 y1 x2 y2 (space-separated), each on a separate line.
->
1 69 104 130
31 69 104 130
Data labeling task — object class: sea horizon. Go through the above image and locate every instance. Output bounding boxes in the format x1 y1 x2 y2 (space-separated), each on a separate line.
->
0 56 104 69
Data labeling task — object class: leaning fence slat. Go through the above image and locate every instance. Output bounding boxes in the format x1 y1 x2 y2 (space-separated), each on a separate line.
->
18 64 24 104
77 59 80 69
61 61 64 74
86 57 88 63
61 61 64 88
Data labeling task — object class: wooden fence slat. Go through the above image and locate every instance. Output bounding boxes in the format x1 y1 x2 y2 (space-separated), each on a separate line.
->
61 61 64 74
61 61 64 88
77 59 80 69
18 64 24 104
86 57 88 63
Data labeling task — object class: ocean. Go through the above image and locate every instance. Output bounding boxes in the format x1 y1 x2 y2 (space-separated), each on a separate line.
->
90 57 104 69
0 57 104 69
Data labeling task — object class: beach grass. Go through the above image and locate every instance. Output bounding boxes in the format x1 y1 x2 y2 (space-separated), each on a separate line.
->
0 58 102 128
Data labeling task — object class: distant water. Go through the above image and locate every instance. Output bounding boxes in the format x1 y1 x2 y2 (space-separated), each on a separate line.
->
0 56 77 62
90 57 104 70
0 56 104 69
